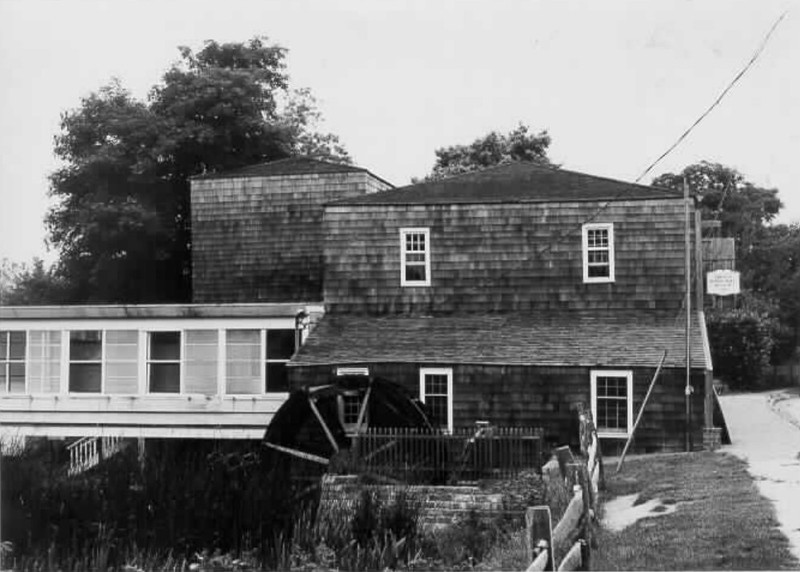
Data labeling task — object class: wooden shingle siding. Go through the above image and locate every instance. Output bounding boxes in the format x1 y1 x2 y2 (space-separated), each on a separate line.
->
288 363 705 453
191 172 391 303
323 198 699 315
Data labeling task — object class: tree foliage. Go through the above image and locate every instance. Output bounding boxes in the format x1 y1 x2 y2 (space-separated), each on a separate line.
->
45 37 349 304
421 123 551 182
652 161 782 253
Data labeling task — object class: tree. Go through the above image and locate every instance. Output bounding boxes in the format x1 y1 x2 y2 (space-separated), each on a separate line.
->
420 123 551 182
46 37 349 304
651 161 782 254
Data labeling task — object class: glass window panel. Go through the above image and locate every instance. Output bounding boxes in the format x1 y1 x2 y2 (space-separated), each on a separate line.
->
69 363 102 392
0 332 7 359
149 363 180 393
106 330 137 344
9 364 26 393
227 362 261 378
227 344 261 360
266 363 289 392
106 343 138 361
227 377 261 395
267 330 295 360
405 265 427 283
70 330 102 361
588 265 610 278
227 329 260 344
149 332 180 360
426 396 448 429
9 331 26 360
588 251 609 264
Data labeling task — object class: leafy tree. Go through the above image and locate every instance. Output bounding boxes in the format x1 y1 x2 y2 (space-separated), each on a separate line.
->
652 161 782 254
46 37 349 304
421 123 551 182
2 259 70 306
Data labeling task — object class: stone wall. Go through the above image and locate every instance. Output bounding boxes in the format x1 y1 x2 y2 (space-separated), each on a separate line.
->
318 473 544 531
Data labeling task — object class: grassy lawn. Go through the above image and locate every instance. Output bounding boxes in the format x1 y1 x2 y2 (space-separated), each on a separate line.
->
593 452 798 571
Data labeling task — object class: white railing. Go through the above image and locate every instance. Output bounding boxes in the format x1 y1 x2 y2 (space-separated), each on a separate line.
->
67 435 126 476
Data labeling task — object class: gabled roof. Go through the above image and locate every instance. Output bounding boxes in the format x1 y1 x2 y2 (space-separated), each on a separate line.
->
191 156 392 186
330 161 683 206
0 303 319 320
289 312 710 370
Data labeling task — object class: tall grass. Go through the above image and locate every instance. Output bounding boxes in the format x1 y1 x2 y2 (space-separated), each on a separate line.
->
2 438 321 570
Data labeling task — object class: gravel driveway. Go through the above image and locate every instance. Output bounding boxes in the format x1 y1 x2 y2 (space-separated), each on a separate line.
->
718 389 800 561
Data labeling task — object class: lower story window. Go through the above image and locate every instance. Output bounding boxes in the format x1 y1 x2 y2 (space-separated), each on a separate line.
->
590 370 633 438
420 367 453 433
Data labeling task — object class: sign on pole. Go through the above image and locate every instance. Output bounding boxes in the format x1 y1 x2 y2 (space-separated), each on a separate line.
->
706 269 741 296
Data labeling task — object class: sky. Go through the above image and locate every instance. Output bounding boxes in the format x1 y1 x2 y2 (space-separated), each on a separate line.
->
0 0 798 265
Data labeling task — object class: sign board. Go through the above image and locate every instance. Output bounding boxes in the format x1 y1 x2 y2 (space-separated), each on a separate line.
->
707 269 741 296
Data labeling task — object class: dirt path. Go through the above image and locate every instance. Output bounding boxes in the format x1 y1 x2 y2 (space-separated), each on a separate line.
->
718 389 800 561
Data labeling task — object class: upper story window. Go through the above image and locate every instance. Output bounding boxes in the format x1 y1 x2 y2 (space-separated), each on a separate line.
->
400 228 431 287
419 367 453 433
0 331 26 394
148 331 181 393
582 223 615 283
590 370 633 438
69 330 103 393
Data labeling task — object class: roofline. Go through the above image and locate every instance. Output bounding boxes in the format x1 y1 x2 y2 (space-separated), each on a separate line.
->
189 157 394 188
287 358 707 369
326 194 692 209
0 302 324 320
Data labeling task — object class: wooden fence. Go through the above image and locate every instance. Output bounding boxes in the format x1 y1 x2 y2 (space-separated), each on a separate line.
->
352 426 543 483
524 408 603 571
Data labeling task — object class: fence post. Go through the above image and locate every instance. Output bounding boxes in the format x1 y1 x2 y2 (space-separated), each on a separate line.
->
526 506 553 571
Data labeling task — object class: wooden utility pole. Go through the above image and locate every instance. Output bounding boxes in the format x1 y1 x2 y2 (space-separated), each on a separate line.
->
684 178 692 453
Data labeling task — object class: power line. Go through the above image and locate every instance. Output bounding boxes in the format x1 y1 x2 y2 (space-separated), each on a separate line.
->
635 11 788 184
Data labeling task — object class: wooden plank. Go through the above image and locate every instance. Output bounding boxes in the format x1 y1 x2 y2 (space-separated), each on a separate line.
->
262 442 330 465
556 541 582 572
307 396 340 453
525 506 553 571
616 350 668 473
555 446 575 481
552 489 583 547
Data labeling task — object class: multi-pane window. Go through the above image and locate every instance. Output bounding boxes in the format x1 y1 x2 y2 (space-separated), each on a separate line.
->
400 228 431 286
266 330 294 392
0 331 26 393
69 330 103 393
184 330 218 395
148 331 181 393
224 329 294 394
339 391 365 431
419 367 453 433
591 370 633 437
582 223 615 283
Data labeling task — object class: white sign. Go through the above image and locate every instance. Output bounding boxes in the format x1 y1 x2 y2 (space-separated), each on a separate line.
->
707 269 741 296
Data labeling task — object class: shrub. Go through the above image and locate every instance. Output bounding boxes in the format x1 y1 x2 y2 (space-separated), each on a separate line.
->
707 306 778 389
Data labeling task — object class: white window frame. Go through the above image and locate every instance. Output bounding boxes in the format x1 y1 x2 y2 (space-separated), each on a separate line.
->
0 330 27 393
400 227 431 287
582 223 615 283
68 330 105 394
147 330 183 394
419 367 453 433
590 369 633 438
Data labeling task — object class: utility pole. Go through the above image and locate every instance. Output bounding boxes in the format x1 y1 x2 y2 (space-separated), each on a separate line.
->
684 178 692 452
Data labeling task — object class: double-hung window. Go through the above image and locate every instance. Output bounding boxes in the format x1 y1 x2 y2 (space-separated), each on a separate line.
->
0 331 26 393
148 331 181 393
590 370 633 438
582 223 615 283
419 367 453 433
69 330 103 393
266 330 294 392
224 329 294 394
400 228 431 286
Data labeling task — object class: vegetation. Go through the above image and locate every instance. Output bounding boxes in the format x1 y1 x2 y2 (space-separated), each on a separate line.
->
594 452 798 570
419 122 551 182
655 161 799 378
7 37 348 306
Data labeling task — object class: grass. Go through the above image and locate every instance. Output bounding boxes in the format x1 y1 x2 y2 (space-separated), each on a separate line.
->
593 452 799 571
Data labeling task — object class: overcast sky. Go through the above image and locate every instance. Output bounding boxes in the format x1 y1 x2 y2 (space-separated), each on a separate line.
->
0 0 797 264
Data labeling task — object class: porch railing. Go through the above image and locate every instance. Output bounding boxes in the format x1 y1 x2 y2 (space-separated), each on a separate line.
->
351 426 544 483
67 435 125 476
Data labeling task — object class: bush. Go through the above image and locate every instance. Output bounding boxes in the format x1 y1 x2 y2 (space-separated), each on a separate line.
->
707 306 777 389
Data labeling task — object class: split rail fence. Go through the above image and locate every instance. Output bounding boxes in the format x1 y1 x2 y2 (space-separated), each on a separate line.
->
524 408 603 571
352 426 543 483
